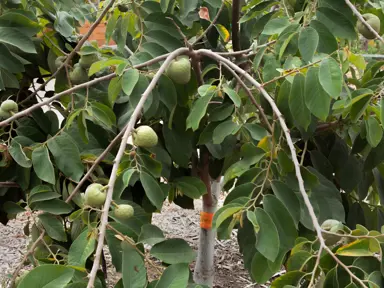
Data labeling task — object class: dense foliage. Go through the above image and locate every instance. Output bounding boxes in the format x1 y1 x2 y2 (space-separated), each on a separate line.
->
1 0 384 287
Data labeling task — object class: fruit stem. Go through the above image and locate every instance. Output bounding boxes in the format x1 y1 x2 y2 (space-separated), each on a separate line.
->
101 185 109 192
111 201 119 208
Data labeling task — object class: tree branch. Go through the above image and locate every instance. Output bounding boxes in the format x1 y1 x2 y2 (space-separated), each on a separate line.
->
217 40 276 57
0 182 19 188
0 53 172 127
20 0 117 105
221 62 273 133
231 0 241 53
192 1 226 46
196 49 368 288
345 0 384 44
86 47 189 288
8 231 45 288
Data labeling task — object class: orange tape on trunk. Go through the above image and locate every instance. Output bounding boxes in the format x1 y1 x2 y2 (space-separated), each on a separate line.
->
200 211 214 229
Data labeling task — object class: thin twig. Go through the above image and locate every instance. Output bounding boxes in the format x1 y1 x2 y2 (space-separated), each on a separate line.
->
66 127 127 203
20 0 117 106
217 40 276 57
221 62 273 133
300 141 308 166
8 231 45 288
196 49 368 288
0 53 172 127
86 48 189 288
345 0 384 44
192 1 226 46
308 245 323 287
0 182 19 188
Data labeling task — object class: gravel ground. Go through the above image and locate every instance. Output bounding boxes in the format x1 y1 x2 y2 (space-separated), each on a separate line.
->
0 198 254 288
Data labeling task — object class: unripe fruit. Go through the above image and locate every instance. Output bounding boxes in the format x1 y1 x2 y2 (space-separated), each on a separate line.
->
357 13 381 39
55 56 66 70
133 126 158 148
114 204 134 221
69 64 89 85
79 53 100 69
84 183 106 208
1 99 18 112
0 108 11 119
321 219 344 246
166 56 191 84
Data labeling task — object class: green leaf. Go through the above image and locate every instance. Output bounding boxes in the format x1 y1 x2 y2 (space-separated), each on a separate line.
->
158 76 177 112
222 84 241 107
77 110 89 144
289 73 311 130
38 213 67 242
366 117 383 148
244 123 268 141
160 0 171 13
47 133 84 182
122 242 147 288
213 203 243 229
54 11 74 38
68 228 97 267
350 92 372 122
319 58 343 99
140 171 164 210
155 263 189 288
250 251 275 283
9 140 32 168
263 195 297 252
32 145 55 184
0 43 24 73
270 181 300 227
186 86 216 131
90 102 116 128
88 58 127 76
213 120 241 144
3 201 25 214
138 224 165 246
254 208 280 262
151 239 196 264
174 176 207 199
108 77 122 105
336 239 377 257
18 265 74 288
316 7 357 40
122 69 140 96
253 46 268 72
262 17 290 35
270 271 306 288
0 27 36 53
310 20 338 54
305 66 331 121
122 169 137 188
29 185 60 204
381 98 384 126
32 199 73 215
298 27 318 62
138 154 162 178
162 125 193 168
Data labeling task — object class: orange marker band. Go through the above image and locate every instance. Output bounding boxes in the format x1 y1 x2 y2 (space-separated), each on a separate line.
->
200 211 214 229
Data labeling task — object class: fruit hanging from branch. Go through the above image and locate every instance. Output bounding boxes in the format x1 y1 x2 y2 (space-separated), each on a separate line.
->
132 125 158 148
79 53 100 69
69 63 89 85
357 13 381 39
84 183 107 208
166 56 191 85
114 204 134 221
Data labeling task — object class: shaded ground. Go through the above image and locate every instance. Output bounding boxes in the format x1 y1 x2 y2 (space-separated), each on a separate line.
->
0 199 255 288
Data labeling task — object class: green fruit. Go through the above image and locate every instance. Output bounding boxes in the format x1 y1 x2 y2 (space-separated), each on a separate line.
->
70 64 89 85
357 13 381 39
0 108 11 119
166 56 191 84
55 56 66 70
1 99 18 112
321 219 344 246
79 53 100 69
84 183 106 208
133 125 158 148
114 204 134 221
320 219 341 231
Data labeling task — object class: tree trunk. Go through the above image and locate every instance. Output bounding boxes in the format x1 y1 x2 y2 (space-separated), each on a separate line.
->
193 178 221 286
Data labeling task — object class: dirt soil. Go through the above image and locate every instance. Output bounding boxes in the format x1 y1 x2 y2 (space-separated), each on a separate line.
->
0 197 259 288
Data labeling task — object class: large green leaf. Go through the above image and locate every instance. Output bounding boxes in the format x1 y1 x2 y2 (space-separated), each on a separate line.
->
18 265 74 288
253 208 280 262
0 43 24 73
155 263 189 288
366 117 383 148
0 27 36 53
289 73 311 130
263 195 297 252
47 133 84 182
140 171 164 210
250 251 275 283
32 199 73 215
151 239 196 264
213 203 243 229
298 27 318 62
29 185 61 204
138 224 165 246
316 7 357 40
305 66 330 121
310 20 338 54
68 228 97 268
173 176 207 199
32 145 55 184
122 242 147 288
319 58 343 99
212 120 241 144
9 140 32 168
122 69 140 96
38 213 67 242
